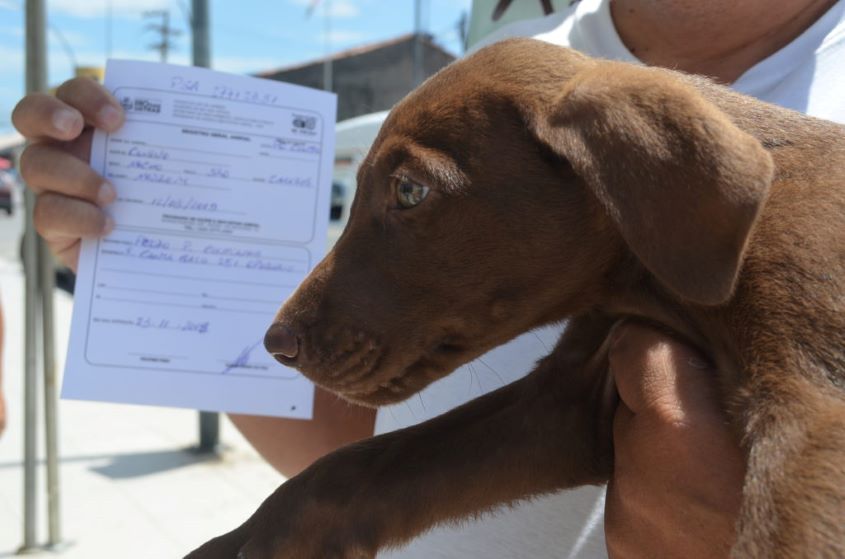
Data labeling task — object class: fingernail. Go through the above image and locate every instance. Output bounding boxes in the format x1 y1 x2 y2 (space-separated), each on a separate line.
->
97 182 116 206
102 216 115 235
97 104 122 130
53 109 79 135
688 356 711 370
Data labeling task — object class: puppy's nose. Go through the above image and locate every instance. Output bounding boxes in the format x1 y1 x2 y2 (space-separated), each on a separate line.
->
264 323 299 360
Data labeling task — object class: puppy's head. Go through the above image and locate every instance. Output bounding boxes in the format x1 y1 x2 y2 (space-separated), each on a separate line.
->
265 39 773 405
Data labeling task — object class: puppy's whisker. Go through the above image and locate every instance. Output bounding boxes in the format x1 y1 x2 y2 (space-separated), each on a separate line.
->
472 366 483 394
477 357 507 388
403 400 418 423
467 363 482 395
531 331 550 352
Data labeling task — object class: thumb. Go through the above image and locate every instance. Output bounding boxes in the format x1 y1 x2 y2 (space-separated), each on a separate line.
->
609 322 723 425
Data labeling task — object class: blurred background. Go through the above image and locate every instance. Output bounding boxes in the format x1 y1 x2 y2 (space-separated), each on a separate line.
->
0 1 567 556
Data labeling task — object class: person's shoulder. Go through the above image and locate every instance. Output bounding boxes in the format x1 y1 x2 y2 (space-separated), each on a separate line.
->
790 2 845 123
818 0 845 54
468 6 579 54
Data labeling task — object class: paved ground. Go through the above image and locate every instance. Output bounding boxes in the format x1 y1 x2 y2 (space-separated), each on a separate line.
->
0 197 23 262
0 243 285 557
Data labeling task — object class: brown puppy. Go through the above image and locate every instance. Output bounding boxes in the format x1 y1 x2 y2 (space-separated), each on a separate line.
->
188 39 845 558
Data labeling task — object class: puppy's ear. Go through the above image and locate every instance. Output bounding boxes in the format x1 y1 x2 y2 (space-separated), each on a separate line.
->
531 62 774 305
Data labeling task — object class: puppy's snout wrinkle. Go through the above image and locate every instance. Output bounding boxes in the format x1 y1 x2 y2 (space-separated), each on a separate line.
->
264 323 299 360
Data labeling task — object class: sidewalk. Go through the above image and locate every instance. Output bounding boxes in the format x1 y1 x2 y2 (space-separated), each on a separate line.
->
0 258 284 557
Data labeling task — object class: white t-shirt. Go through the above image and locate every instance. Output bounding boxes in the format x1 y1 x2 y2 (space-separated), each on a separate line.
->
375 1 845 557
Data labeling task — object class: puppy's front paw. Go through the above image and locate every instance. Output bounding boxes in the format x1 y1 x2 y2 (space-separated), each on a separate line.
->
185 474 378 559
184 525 249 559
185 516 377 559
236 538 375 559
187 529 375 559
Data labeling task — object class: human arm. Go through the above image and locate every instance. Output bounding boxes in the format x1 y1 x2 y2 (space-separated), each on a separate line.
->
230 387 375 478
605 323 746 558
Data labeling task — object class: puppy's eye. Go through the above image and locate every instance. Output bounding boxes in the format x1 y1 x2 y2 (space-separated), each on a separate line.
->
395 177 430 209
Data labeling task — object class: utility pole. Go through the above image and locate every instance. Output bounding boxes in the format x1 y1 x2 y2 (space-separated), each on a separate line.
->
191 0 210 68
413 0 424 87
457 11 468 53
306 0 333 91
144 9 181 63
323 0 333 92
189 0 220 453
106 0 112 59
22 0 62 552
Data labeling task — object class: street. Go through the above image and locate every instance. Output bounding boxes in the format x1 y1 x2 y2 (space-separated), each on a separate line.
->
0 198 23 262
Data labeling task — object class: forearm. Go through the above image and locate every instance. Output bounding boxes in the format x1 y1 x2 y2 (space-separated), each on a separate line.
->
228 386 376 478
199 358 613 558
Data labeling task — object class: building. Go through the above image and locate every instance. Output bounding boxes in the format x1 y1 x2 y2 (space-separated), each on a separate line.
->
257 33 457 121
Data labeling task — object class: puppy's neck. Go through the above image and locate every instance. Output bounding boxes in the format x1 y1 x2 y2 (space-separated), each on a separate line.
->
610 0 838 83
595 252 718 356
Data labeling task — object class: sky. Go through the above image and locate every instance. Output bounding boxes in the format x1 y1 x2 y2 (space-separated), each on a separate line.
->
0 0 473 134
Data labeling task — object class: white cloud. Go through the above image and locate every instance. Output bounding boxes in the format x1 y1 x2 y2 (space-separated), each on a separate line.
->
324 29 365 43
0 43 24 74
86 47 190 66
213 54 288 74
289 0 360 19
66 48 288 76
49 27 90 49
327 0 359 18
0 25 23 37
48 0 175 19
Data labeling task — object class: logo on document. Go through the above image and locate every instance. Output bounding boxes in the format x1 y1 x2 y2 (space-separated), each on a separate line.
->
291 113 317 136
120 96 163 114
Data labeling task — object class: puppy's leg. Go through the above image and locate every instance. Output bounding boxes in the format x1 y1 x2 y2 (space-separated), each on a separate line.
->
186 313 617 559
735 377 845 558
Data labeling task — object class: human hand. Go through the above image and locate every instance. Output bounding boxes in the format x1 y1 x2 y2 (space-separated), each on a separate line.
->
605 323 746 558
12 78 125 272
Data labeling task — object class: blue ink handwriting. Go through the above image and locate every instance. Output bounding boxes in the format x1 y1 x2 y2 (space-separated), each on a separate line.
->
150 195 219 212
135 172 188 185
270 138 320 155
267 175 312 188
170 76 200 92
128 146 170 160
223 340 262 373
134 316 210 334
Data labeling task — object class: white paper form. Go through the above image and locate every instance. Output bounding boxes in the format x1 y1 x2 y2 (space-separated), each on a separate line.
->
62 60 337 419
